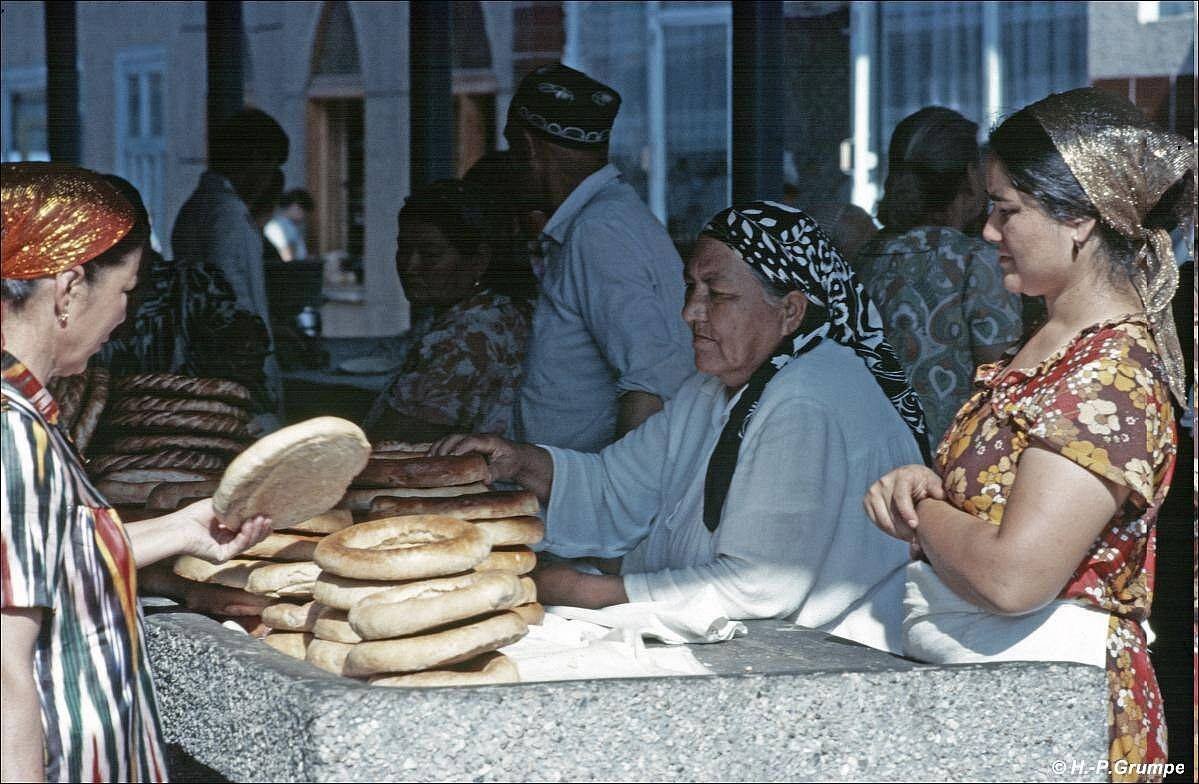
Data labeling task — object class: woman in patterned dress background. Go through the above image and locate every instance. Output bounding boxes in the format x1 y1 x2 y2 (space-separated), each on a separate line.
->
863 89 1193 782
1 163 272 782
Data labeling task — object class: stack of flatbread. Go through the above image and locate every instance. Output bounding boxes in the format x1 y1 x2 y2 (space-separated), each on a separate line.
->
47 367 112 457
258 443 545 688
169 417 371 636
82 372 258 516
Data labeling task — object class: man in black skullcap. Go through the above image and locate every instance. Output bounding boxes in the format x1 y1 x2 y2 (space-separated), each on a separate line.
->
503 63 693 452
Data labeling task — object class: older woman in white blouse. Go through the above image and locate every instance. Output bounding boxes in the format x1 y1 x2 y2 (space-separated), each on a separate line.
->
436 202 926 652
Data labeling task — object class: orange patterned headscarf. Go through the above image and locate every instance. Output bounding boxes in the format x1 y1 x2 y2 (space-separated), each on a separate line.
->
2 162 135 280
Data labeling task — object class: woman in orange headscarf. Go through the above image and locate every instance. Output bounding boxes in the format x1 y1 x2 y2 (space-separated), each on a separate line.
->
1 163 272 783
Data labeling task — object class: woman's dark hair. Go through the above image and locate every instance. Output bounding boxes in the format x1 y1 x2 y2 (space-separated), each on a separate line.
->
1 175 150 308
877 107 979 233
280 188 315 212
988 107 1192 284
399 162 538 302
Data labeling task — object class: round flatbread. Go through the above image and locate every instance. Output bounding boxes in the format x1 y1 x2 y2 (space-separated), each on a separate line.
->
239 532 323 562
112 434 246 456
108 411 251 439
368 652 519 688
372 441 432 454
72 366 109 455
311 605 362 644
117 373 253 406
312 572 409 611
473 516 545 547
112 394 251 422
89 449 226 478
344 611 528 677
314 515 489 581
342 483 489 512
263 632 312 660
473 546 537 575
306 639 354 675
261 601 320 632
351 454 489 489
511 602 545 626
173 556 320 598
144 480 221 513
103 468 218 484
368 490 539 521
51 372 89 432
279 509 353 535
214 417 370 530
348 571 524 641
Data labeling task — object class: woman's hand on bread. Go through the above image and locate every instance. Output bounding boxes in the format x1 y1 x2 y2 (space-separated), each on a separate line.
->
175 498 274 563
863 464 945 544
430 434 554 503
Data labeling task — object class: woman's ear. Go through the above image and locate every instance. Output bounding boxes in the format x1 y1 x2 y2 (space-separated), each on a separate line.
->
54 267 85 318
1070 216 1098 246
779 290 808 335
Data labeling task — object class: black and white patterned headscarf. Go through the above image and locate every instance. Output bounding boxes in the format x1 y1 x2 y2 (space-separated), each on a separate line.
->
698 201 930 531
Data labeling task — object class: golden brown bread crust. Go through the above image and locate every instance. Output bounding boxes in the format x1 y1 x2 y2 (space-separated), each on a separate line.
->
342 483 489 511
306 639 354 675
109 411 251 438
261 601 320 632
348 571 524 640
279 509 353 535
310 605 362 643
371 440 432 454
473 516 545 547
344 610 528 677
89 449 226 477
50 372 89 431
312 572 405 611
112 434 245 456
511 602 545 626
144 480 222 512
111 394 251 422
117 373 253 406
367 489 539 520
238 532 323 562
264 632 313 660
473 546 537 575
351 454 489 489
103 468 218 484
72 367 109 455
314 515 490 581
368 652 519 687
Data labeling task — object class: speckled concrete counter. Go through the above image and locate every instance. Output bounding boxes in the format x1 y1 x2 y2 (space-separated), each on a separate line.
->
143 604 1108 782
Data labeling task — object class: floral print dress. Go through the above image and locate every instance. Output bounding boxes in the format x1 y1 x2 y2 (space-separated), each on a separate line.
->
936 317 1175 782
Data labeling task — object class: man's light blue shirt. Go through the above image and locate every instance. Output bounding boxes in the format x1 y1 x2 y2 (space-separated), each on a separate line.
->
511 164 695 452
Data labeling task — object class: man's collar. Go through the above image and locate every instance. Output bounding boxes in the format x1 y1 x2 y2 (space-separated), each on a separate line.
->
541 164 622 245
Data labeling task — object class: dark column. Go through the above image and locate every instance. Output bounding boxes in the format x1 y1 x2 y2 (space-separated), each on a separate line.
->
409 0 454 187
206 0 244 152
43 1 80 163
731 1 785 204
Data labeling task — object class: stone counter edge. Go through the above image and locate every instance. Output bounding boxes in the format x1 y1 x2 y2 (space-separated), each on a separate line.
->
145 608 1108 782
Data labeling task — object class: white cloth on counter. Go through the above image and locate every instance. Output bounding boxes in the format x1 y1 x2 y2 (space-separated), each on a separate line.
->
901 560 1110 667
500 599 727 682
540 340 921 654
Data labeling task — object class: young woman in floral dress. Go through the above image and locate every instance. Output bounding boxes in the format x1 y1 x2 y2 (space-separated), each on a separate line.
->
864 88 1194 782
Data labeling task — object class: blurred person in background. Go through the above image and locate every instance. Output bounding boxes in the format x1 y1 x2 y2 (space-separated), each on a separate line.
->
503 63 694 452
265 188 314 262
172 108 290 431
363 167 537 443
855 107 1023 446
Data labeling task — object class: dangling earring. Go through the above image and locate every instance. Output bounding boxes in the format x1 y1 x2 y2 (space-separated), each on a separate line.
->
58 310 69 327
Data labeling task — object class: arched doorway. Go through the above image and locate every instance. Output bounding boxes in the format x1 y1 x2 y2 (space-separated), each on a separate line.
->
307 1 365 285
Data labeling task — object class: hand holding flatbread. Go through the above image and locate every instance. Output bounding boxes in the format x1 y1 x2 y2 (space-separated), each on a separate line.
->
214 417 370 530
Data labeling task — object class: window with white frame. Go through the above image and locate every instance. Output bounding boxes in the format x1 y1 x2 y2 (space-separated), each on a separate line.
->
2 66 49 162
566 0 731 249
115 47 168 253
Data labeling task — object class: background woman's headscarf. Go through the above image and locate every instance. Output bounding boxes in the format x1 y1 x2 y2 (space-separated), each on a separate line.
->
2 162 134 279
1028 87 1194 404
698 201 930 530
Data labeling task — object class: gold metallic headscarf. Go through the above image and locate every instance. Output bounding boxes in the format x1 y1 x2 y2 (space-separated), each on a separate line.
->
2 162 134 280
1029 88 1195 404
